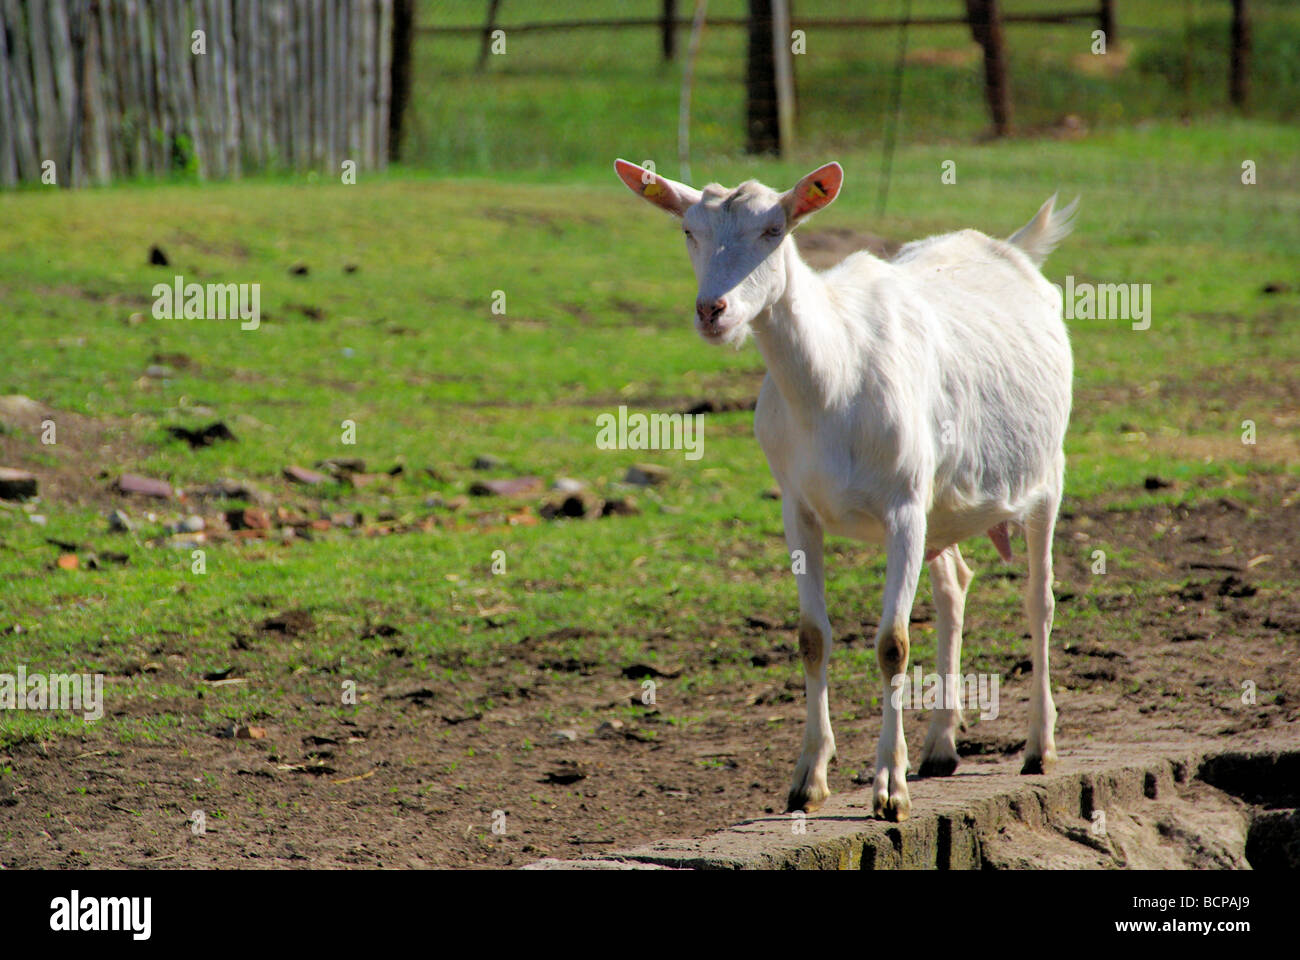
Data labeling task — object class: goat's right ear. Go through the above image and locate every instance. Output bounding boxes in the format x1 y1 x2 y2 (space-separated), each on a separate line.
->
614 159 702 218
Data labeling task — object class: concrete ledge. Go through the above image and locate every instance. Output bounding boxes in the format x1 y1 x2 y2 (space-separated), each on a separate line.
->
523 737 1298 870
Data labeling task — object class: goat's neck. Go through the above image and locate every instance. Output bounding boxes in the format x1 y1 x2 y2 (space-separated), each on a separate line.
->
751 238 856 414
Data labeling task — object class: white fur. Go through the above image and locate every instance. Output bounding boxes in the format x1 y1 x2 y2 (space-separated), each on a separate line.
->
615 160 1075 821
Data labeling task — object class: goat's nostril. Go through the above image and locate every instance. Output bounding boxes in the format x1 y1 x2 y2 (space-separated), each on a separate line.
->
696 298 727 324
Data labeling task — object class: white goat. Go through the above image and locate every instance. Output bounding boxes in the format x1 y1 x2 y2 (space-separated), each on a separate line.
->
615 158 1076 821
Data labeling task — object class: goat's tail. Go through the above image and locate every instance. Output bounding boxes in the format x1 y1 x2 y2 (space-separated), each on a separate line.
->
1008 193 1079 267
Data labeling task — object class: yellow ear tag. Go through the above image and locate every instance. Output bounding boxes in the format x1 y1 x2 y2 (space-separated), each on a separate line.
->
643 182 663 197
806 181 826 199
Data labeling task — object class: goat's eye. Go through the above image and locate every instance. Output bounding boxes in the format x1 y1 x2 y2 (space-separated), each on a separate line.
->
763 226 783 239
683 229 693 240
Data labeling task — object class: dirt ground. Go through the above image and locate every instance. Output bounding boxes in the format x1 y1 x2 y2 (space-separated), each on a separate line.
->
1 469 1295 869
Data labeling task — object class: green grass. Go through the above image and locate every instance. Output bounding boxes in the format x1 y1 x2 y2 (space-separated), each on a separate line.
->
407 0 1300 175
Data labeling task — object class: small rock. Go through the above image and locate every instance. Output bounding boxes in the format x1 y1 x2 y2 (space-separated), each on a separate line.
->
1143 475 1172 490
600 497 639 517
469 476 543 498
289 262 309 276
540 495 590 520
56 554 79 571
552 729 579 742
0 467 38 500
115 473 173 499
29 514 47 526
107 509 133 532
597 720 625 739
226 507 271 531
283 465 328 485
343 263 359 274
177 515 205 533
167 422 235 448
472 454 504 471
625 464 670 486
317 457 366 476
551 478 587 494
148 245 169 266
125 312 146 326
145 365 173 379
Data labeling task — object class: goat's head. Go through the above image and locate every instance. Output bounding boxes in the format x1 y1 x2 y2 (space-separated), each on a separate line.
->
614 159 842 344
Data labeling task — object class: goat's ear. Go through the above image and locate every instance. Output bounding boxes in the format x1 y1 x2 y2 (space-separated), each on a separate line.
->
781 162 843 225
614 159 702 217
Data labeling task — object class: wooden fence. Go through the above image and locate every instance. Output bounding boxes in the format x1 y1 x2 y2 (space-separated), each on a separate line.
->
0 0 396 188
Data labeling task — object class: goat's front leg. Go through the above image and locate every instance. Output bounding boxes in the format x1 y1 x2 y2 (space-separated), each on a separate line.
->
873 501 926 821
783 499 836 813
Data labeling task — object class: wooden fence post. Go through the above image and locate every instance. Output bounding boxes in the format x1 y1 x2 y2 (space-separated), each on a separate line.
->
746 0 779 154
662 0 677 60
390 0 414 161
1230 0 1250 108
1099 0 1116 46
965 0 1012 137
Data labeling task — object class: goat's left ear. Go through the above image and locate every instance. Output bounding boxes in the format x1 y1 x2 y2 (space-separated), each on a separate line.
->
781 162 843 225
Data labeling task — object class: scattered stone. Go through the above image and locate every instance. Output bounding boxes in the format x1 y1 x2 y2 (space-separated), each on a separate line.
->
115 473 173 499
472 454 503 470
1144 475 1173 490
343 263 359 274
107 509 133 532
56 554 79 571
542 762 587 785
597 720 625 739
167 421 236 448
145 364 173 379
329 511 360 529
217 723 265 739
552 729 579 742
194 478 271 505
444 495 469 512
1262 282 1291 294
469 476 543 498
260 609 314 636
0 467 38 500
288 261 309 276
621 662 684 680
166 535 205 550
625 464 670 486
317 457 366 475
148 245 169 266
600 497 639 517
551 477 587 494
283 465 328 485
175 515 205 533
541 495 590 520
226 507 271 531
28 514 47 526
125 312 146 326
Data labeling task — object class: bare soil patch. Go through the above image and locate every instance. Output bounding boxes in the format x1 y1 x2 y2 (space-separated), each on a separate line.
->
1 473 1295 868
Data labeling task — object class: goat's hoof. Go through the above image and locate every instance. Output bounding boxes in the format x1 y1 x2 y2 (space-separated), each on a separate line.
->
785 783 830 814
917 754 959 778
872 774 911 822
1020 752 1058 776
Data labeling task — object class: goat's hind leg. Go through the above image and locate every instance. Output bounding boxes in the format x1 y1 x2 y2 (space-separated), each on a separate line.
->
784 500 836 813
1021 493 1061 774
918 545 973 777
